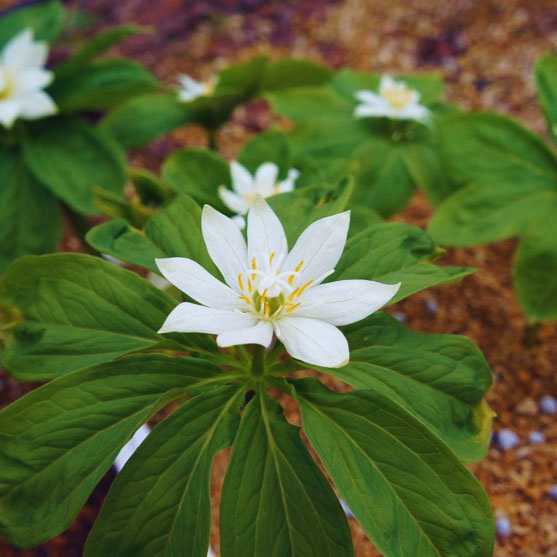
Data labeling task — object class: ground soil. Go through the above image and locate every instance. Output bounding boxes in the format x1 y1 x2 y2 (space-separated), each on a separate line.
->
0 0 556 555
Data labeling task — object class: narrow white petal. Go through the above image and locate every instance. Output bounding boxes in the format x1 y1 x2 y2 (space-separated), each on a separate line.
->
218 186 250 215
354 103 389 118
247 196 288 265
113 424 151 472
177 74 205 101
14 67 53 95
275 316 349 368
277 168 299 193
404 104 431 123
254 162 279 191
17 91 57 119
355 90 382 104
379 75 395 93
158 303 256 334
295 280 401 325
2 29 48 70
202 205 248 289
217 320 273 348
231 215 246 229
230 161 254 196
155 257 242 310
0 100 21 127
283 211 350 286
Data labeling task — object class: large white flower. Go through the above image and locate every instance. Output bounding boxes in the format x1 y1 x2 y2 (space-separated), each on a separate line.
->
219 161 299 228
0 29 57 128
177 74 217 102
354 75 430 124
156 197 400 368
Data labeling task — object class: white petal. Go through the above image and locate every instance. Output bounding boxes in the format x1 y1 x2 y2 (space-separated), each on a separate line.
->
17 91 57 119
2 29 48 70
283 211 350 286
202 205 248 289
14 67 53 95
155 257 242 310
158 303 256 334
355 90 382 105
218 186 250 215
404 104 431 123
177 74 204 101
275 316 349 368
0 100 21 127
247 196 288 266
254 162 279 191
379 75 396 93
277 168 299 193
217 320 273 348
230 161 254 196
295 280 400 325
354 103 389 118
231 215 246 229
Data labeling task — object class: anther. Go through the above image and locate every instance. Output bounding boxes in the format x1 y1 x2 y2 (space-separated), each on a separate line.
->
237 273 244 291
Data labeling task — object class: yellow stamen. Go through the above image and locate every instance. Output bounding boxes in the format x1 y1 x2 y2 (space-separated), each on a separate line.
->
265 302 270 316
288 287 299 301
237 273 244 291
251 257 257 270
238 295 251 305
286 302 300 313
288 260 305 285
247 278 253 293
298 280 313 296
269 252 275 264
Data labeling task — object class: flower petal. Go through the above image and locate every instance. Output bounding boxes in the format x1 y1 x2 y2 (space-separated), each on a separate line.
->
14 67 53 95
155 257 242 310
230 161 254 196
354 103 389 118
379 75 395 94
278 168 299 193
283 211 350 286
355 90 382 105
17 91 57 119
0 100 21 128
202 205 248 289
404 104 431 123
218 186 250 215
158 303 256 334
295 280 400 325
247 196 288 265
216 320 273 348
275 316 349 368
254 162 279 191
2 29 48 70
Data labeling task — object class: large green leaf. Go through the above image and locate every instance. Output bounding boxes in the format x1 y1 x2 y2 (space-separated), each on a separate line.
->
332 222 475 303
535 53 557 145
260 59 333 92
293 379 494 557
85 385 244 557
0 0 65 47
220 391 353 557
49 59 158 113
237 129 291 178
513 196 557 321
0 254 189 379
334 313 493 462
0 354 228 548
0 145 61 274
22 117 126 214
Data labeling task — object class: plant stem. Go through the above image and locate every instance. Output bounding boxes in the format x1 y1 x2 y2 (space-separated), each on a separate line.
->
250 345 265 377
207 128 218 151
62 203 101 257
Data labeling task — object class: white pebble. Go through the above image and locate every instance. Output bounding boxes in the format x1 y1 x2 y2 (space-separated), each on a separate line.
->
529 431 545 444
497 429 519 451
549 485 557 501
426 299 439 314
496 516 512 538
393 311 406 322
540 395 557 414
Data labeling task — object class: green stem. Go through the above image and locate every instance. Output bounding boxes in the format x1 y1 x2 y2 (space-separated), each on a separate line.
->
207 128 218 151
62 203 100 257
250 345 265 377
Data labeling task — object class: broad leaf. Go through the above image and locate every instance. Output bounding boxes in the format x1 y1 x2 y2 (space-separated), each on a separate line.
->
332 222 475 303
220 391 353 557
22 117 126 214
294 379 494 557
237 129 291 178
260 58 333 92
85 385 244 557
0 354 227 548
0 145 60 274
535 52 557 145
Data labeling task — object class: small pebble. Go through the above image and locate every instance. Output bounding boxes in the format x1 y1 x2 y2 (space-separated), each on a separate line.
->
549 485 557 501
426 299 439 314
496 516 512 538
540 395 557 414
497 429 519 451
528 431 545 444
393 311 406 323
515 397 537 416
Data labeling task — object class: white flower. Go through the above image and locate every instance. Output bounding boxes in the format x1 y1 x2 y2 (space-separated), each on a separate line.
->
156 197 400 368
0 29 57 128
354 75 430 124
218 161 299 229
176 74 217 102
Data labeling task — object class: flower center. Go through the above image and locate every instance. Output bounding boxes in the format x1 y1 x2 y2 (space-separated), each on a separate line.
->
0 67 14 101
382 83 414 111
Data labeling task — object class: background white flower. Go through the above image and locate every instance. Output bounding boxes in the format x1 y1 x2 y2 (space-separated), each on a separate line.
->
156 197 400 368
219 161 299 228
354 75 430 124
177 74 216 102
0 29 57 128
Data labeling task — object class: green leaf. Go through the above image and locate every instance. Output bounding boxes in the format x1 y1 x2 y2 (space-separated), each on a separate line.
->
0 254 178 379
0 1 65 47
535 53 557 145
237 129 291 177
22 117 126 214
49 59 158 113
293 379 494 557
85 385 244 557
0 354 227 548
260 59 333 92
220 391 353 557
162 148 231 211
332 222 475 303
0 145 61 274
100 93 191 149
335 313 493 462
513 196 557 321
215 56 267 98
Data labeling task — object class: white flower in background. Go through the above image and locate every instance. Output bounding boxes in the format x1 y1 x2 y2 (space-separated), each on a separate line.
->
177 74 217 102
219 161 300 228
156 197 400 368
0 29 57 128
354 75 430 124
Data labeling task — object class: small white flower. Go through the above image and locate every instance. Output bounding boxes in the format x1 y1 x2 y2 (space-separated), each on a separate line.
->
354 75 430 124
156 197 400 368
176 74 217 102
0 29 57 128
219 161 299 228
